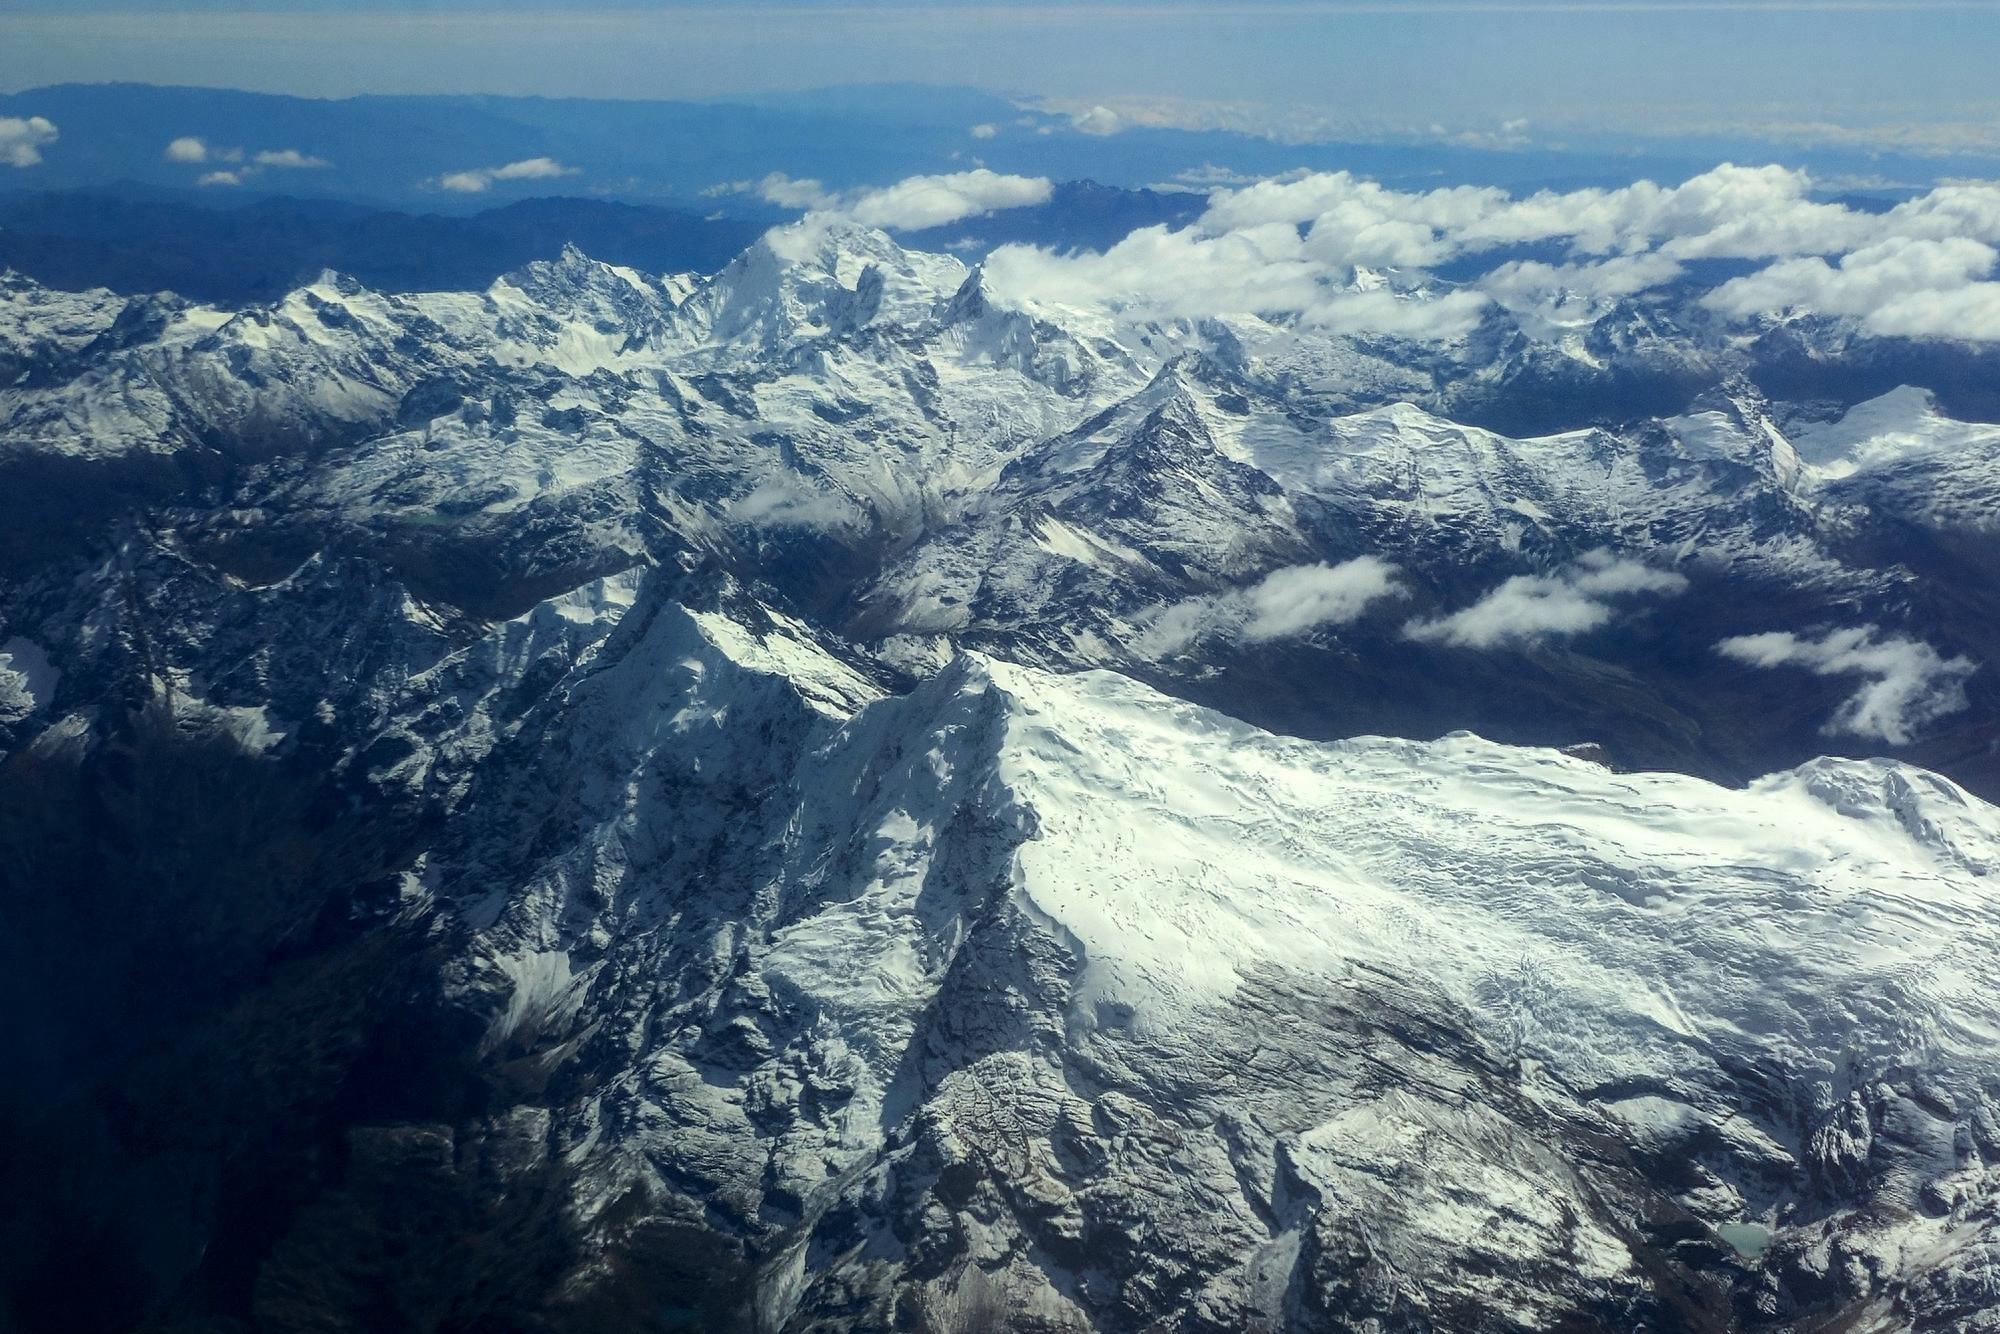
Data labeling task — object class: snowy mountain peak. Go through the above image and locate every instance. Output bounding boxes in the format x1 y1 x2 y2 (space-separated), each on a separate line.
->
492 245 676 326
1792 383 1953 475
1668 383 1808 489
7 212 2000 1331
489 627 2000 1328
675 216 968 356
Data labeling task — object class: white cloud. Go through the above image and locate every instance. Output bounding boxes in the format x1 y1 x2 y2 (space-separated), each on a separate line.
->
1717 626 1975 744
726 476 862 531
1406 552 1687 650
1199 171 1501 241
705 172 836 209
1164 163 1268 190
704 175 836 211
991 171 1513 331
984 217 1490 338
1190 163 1903 264
846 170 1053 230
1409 578 1609 647
1864 284 2000 341
1480 253 1686 325
491 156 573 182
0 115 57 168
167 136 329 181
115 117 2000 348
1565 554 1689 598
1704 237 2000 340
1017 96 2000 159
1139 557 1401 655
1447 117 1533 151
438 156 578 193
1022 95 1393 146
721 169 1052 232
977 163 2000 343
988 222 1317 319
1071 105 1123 136
717 162 2000 343
253 148 328 169
762 174 834 208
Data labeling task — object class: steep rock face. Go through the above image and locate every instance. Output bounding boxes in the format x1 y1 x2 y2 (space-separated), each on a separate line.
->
374 593 2000 1332
4 546 1999 1331
5 222 2000 1331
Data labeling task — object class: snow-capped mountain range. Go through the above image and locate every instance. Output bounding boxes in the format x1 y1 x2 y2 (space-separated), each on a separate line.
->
3 211 1999 1331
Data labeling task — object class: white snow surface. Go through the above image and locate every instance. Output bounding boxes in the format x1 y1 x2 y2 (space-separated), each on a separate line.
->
1791 385 2000 480
456 594 2000 1327
0 635 58 723
779 653 2000 1112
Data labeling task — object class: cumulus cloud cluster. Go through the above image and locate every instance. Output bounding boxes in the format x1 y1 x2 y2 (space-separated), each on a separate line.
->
1716 626 1975 744
164 135 330 186
1139 557 1401 655
986 218 1494 337
438 156 578 193
1406 553 1688 649
1705 237 2000 341
716 169 1053 232
980 163 2000 341
0 115 57 168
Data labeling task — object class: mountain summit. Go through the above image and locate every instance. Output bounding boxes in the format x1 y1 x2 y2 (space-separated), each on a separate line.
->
2 215 1999 1331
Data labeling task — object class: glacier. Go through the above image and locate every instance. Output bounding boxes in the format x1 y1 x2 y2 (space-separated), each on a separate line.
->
2 214 1999 1330
366 574 2000 1330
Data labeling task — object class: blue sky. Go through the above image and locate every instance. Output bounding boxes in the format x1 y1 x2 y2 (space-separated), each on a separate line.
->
3 1 1997 153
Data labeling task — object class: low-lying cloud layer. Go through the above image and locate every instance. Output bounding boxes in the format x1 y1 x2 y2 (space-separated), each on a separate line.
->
0 116 58 168
1717 625 1975 744
720 169 1053 232
1139 557 1401 655
980 164 2000 341
1705 237 2000 341
1406 553 1688 649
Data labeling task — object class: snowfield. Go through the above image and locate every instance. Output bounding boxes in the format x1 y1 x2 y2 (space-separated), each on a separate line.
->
406 575 2000 1330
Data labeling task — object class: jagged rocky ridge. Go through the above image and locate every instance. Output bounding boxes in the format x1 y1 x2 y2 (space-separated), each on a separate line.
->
3 221 2000 1331
4 221 1995 789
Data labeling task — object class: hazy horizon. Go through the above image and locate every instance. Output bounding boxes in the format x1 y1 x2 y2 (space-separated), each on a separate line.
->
5 1 1999 159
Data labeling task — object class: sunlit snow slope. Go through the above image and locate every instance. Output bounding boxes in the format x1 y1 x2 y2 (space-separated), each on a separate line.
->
381 576 2000 1332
